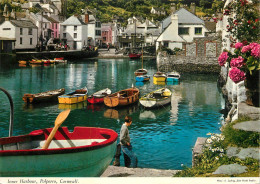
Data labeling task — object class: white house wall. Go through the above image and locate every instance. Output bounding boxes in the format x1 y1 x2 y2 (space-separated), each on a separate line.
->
179 24 207 42
15 27 38 49
0 21 16 39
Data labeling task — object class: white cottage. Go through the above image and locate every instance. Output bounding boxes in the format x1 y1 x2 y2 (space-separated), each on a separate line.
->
0 20 38 50
60 15 88 50
156 8 209 50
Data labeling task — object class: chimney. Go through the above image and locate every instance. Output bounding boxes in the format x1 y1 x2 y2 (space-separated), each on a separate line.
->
184 4 188 10
180 4 184 8
3 4 7 17
171 14 178 34
5 11 10 21
85 13 89 23
171 3 176 14
190 3 196 14
145 17 149 26
11 9 15 19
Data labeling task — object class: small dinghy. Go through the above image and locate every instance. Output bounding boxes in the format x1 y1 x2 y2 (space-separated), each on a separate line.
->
87 88 112 104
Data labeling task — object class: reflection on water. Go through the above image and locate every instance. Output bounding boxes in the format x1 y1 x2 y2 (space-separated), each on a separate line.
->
58 101 87 110
0 58 224 170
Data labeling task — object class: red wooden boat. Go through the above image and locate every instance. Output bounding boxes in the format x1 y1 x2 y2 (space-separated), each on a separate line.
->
87 88 112 104
0 126 118 177
129 53 142 59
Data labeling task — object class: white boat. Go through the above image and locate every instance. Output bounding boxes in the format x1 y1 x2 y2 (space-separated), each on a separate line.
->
166 71 180 82
139 88 172 108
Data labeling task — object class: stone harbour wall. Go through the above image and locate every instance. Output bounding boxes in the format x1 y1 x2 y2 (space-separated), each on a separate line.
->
157 35 222 73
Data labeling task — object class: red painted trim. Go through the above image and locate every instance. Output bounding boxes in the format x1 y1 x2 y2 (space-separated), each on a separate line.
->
87 96 104 104
0 127 118 156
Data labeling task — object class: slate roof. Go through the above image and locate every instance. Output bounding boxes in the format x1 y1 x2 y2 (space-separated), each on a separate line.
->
61 15 86 25
43 15 59 23
10 20 37 28
161 8 204 30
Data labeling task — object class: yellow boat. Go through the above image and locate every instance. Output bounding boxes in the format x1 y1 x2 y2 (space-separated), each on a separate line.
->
58 88 88 104
153 71 167 83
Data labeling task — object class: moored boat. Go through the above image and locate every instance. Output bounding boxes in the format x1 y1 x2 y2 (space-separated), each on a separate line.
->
54 57 67 63
18 60 27 65
0 126 117 177
29 59 43 65
129 53 142 59
87 88 112 104
139 88 172 108
58 87 88 104
153 71 167 83
135 75 150 82
104 87 139 108
134 69 148 76
166 71 180 82
22 88 65 104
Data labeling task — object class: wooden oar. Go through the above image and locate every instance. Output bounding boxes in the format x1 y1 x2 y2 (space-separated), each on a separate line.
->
42 109 71 149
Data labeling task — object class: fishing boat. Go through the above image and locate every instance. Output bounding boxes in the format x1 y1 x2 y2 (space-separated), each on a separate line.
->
23 88 65 104
18 60 27 65
166 71 180 82
129 53 142 59
135 75 150 82
153 71 167 83
0 126 117 177
104 87 139 108
134 48 148 76
58 88 88 104
87 88 112 104
139 88 172 108
29 59 43 65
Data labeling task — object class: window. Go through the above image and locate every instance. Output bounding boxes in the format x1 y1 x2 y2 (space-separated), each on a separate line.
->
28 28 32 35
95 30 101 36
63 26 66 31
179 28 189 35
103 37 106 41
95 22 101 28
163 42 169 47
74 33 77 38
30 38 32 45
195 27 202 35
20 28 23 35
63 33 66 38
20 37 22 44
55 23 57 29
74 26 77 31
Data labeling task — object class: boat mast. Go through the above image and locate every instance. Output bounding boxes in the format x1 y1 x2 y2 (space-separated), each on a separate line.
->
141 45 143 70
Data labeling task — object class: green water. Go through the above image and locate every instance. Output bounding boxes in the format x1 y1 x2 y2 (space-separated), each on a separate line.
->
0 58 224 170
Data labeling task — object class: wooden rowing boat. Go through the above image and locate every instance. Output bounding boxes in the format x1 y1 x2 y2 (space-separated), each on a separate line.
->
136 75 150 82
87 88 112 104
166 71 180 82
153 71 167 83
22 88 65 104
58 87 88 104
139 88 172 108
0 126 117 177
104 87 139 108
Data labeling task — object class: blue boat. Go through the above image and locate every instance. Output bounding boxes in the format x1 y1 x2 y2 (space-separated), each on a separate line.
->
135 75 150 82
166 71 180 82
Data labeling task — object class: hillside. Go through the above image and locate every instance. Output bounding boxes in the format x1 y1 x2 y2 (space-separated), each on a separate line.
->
67 0 224 23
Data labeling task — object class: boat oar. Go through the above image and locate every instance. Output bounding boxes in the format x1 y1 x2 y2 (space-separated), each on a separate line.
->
42 109 71 149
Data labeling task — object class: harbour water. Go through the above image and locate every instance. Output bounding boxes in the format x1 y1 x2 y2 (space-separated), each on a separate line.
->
0 58 224 170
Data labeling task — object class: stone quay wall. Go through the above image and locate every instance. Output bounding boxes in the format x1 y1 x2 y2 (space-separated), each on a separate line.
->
157 36 222 73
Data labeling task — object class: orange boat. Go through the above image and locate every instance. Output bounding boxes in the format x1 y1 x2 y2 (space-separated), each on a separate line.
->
104 87 139 108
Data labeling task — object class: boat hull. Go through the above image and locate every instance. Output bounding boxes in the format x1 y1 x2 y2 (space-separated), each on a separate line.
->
129 53 141 59
139 88 172 108
104 88 139 108
166 77 179 82
136 76 150 82
87 96 104 104
59 94 87 104
153 76 166 82
0 127 117 177
22 88 65 104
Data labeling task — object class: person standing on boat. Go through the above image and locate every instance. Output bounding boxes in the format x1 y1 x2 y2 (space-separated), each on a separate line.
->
120 116 137 168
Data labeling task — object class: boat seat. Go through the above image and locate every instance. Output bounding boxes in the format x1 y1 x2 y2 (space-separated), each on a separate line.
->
75 94 86 96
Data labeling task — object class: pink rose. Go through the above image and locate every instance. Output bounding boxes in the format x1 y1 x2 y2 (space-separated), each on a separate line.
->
235 42 243 49
218 52 229 66
251 44 260 58
229 67 246 83
241 45 251 53
230 56 244 68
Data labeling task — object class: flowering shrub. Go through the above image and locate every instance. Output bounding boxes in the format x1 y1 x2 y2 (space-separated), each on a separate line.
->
218 42 260 83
